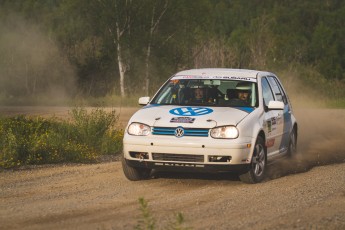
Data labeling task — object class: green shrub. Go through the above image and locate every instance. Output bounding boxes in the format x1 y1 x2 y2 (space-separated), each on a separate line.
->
135 198 190 230
69 107 120 154
0 108 123 169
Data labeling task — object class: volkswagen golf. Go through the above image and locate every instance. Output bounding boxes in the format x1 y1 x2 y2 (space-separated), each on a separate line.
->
122 68 298 183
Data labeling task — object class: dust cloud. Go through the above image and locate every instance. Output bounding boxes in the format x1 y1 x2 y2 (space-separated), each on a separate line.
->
259 68 344 179
0 13 76 104
267 93 345 179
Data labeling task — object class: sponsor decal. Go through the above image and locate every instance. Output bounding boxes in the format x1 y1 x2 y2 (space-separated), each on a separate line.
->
267 117 277 133
170 117 195 123
266 138 275 148
267 120 272 133
277 115 283 125
169 107 213 116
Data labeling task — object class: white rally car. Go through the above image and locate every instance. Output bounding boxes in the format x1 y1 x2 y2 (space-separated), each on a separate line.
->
122 68 298 183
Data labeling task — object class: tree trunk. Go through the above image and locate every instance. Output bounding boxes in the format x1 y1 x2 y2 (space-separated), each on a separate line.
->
144 0 168 96
144 41 151 96
25 60 30 95
116 36 126 97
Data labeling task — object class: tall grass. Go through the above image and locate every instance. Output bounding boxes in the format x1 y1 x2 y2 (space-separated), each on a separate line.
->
0 107 123 169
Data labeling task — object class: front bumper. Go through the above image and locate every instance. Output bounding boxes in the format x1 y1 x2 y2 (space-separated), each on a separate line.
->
123 135 255 173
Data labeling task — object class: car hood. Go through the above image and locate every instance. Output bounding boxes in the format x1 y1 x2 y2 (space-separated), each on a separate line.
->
128 105 254 128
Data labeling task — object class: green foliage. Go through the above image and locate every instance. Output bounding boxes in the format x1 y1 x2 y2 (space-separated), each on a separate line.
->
0 108 123 169
0 0 344 104
69 107 118 152
136 198 190 230
136 198 156 230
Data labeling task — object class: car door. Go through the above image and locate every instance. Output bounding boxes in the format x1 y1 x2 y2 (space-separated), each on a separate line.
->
261 77 282 157
267 76 291 153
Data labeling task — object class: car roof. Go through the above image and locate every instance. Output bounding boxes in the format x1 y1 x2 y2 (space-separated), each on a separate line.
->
174 68 273 79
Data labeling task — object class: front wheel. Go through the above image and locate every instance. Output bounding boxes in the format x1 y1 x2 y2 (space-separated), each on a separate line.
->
239 136 267 184
121 156 151 181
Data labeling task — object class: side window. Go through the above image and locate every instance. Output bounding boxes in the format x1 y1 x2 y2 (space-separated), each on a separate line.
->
261 77 275 106
275 78 288 104
267 76 287 104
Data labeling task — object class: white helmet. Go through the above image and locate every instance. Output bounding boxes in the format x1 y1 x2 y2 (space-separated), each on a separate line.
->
236 82 251 91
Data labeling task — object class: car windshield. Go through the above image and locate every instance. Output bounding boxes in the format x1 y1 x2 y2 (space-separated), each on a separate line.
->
151 77 258 107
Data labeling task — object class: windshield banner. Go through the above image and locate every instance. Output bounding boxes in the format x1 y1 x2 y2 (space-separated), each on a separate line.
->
172 75 257 82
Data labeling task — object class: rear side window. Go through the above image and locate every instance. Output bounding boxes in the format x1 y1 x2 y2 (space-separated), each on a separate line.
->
267 76 287 104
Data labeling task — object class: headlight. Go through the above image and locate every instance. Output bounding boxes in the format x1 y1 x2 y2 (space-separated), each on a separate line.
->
210 126 239 139
127 123 151 136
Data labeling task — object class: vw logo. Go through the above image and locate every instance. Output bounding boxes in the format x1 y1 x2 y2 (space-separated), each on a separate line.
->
169 107 213 116
174 127 185 138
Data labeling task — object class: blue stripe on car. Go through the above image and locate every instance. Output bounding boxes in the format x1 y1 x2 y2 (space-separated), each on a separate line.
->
279 104 292 151
233 107 255 113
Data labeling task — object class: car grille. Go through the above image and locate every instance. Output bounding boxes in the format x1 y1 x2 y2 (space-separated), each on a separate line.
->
152 153 204 162
152 127 209 137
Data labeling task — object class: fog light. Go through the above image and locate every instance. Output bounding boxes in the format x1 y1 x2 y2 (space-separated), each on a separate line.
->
129 151 149 160
209 156 232 162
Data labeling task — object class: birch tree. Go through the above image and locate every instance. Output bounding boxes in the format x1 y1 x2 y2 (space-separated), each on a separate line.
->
114 0 131 97
99 0 132 97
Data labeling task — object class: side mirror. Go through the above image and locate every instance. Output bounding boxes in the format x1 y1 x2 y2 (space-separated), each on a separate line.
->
138 97 150 105
267 101 284 110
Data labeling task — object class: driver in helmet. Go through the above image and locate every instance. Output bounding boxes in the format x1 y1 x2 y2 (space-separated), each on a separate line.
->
238 89 250 101
235 82 251 105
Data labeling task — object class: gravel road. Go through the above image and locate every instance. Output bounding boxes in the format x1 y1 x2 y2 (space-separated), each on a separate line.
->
0 107 345 229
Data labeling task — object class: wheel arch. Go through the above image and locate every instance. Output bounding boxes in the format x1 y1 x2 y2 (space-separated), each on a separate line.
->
247 129 267 162
292 122 298 147
293 122 298 137
257 130 267 154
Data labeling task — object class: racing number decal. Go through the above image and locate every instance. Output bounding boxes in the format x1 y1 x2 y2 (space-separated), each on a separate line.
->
169 107 213 116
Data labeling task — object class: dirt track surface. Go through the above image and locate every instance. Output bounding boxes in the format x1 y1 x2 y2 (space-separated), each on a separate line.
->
1 107 345 229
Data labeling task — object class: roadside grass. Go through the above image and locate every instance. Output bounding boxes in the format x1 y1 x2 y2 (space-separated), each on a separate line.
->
135 198 190 230
0 107 123 169
326 98 345 108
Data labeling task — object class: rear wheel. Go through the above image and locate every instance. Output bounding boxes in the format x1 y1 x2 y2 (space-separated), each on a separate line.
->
239 136 266 184
287 127 297 157
121 156 151 181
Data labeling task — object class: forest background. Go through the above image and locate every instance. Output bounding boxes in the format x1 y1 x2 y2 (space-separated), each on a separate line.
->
0 0 344 107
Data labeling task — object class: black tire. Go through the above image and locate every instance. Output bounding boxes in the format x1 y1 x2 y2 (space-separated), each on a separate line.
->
121 156 151 181
287 127 297 157
239 136 267 184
